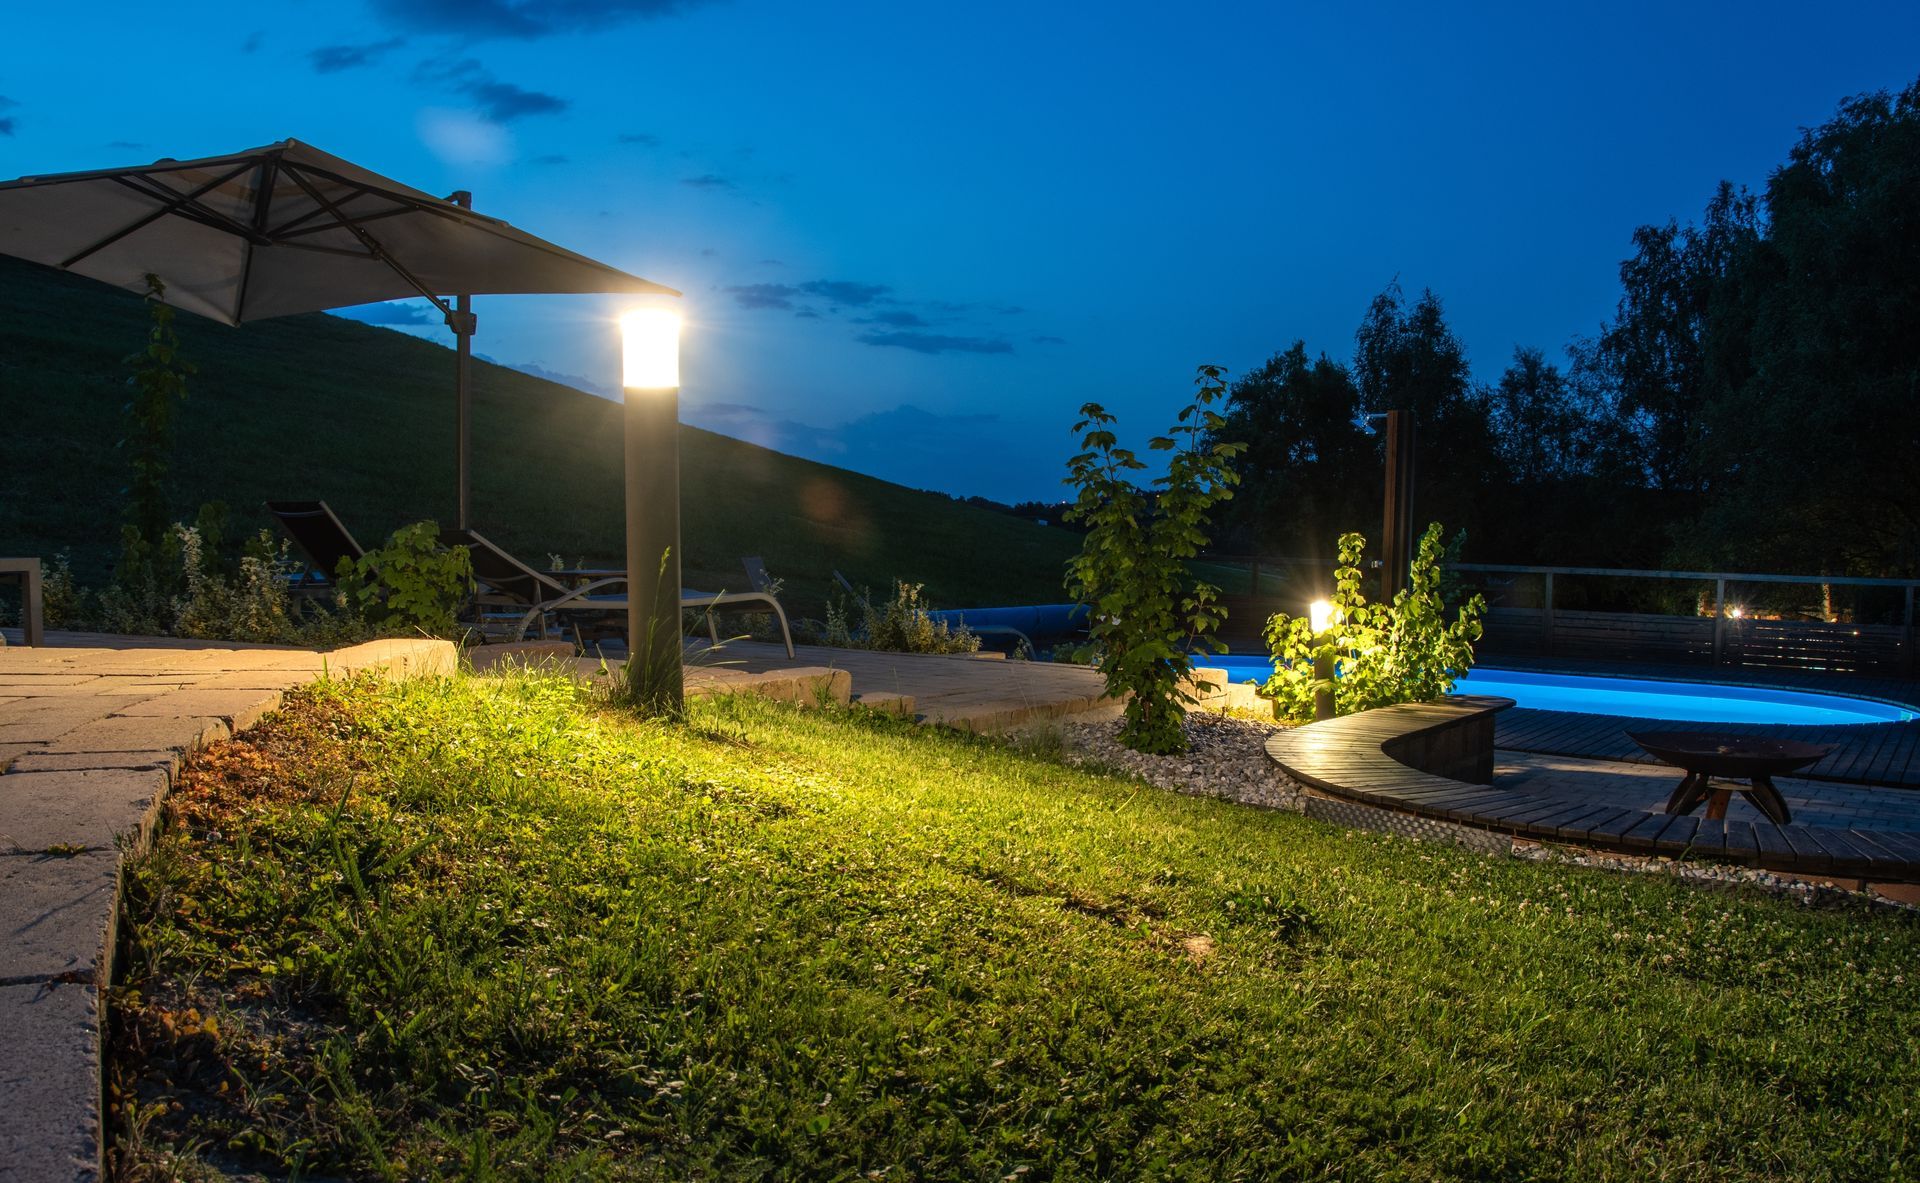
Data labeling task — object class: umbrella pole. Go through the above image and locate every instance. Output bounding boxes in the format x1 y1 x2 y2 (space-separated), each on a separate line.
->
455 294 473 531
452 190 474 532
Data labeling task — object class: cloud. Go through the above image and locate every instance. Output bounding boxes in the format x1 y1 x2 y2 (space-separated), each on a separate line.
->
418 108 513 165
502 361 614 396
0 95 15 137
856 332 1015 356
857 309 928 328
332 300 437 326
241 31 264 52
1032 335 1067 345
369 0 710 39
617 131 660 146
700 247 718 257
530 153 569 165
725 283 799 310
420 57 567 122
310 38 407 72
799 279 891 307
681 173 737 191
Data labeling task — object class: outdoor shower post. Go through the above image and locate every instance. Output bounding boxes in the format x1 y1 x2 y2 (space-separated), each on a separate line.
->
621 308 685 713
450 190 474 532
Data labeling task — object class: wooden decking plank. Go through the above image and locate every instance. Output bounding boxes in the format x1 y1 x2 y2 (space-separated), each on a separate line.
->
1620 812 1680 850
1584 809 1653 843
1718 821 1760 865
1649 814 1700 856
1780 827 1836 873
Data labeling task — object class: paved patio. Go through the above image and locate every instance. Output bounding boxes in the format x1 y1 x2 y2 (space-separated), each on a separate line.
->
0 632 455 1183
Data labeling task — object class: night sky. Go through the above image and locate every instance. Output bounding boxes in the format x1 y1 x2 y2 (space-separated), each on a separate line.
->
4 1 1916 502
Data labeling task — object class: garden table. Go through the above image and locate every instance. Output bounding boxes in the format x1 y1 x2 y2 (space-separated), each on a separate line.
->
1628 731 1834 826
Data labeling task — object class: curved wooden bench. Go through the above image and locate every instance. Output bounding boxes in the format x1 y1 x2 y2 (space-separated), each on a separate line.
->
1265 696 1920 882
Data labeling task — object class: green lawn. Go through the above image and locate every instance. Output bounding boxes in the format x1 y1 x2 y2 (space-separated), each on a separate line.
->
114 673 1920 1180
0 256 1080 613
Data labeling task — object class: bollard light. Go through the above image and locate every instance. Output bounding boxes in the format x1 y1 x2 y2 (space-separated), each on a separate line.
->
1308 599 1336 635
619 302 685 714
621 308 681 388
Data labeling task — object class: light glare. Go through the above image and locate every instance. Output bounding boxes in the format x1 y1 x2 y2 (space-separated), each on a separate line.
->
621 307 681 389
1309 599 1336 634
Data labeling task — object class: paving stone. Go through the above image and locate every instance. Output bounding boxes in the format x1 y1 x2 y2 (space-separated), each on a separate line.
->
0 699 155 746
6 751 182 779
0 852 120 984
0 979 102 1183
36 715 229 759
0 744 33 773
111 687 284 732
188 669 316 691
0 769 171 856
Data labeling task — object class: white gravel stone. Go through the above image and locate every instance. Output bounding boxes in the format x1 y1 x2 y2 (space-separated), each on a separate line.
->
1057 712 1306 813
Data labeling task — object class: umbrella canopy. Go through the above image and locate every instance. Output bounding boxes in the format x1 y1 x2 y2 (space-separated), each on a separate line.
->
0 140 677 529
0 138 675 323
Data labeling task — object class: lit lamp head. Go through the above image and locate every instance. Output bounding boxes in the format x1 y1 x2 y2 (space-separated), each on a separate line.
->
620 306 682 390
1727 605 1745 619
1308 599 1336 635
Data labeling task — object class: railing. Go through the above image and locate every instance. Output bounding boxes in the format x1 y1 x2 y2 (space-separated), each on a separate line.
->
1196 555 1920 675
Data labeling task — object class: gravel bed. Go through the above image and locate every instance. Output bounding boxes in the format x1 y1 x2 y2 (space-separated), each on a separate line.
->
1057 712 1306 812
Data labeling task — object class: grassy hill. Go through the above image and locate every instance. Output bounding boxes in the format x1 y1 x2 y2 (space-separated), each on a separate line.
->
0 255 1080 614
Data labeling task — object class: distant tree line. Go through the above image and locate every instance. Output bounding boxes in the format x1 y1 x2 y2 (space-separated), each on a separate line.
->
1206 76 1920 578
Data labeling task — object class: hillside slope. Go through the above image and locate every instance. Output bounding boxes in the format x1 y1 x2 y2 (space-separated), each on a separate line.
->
0 256 1079 612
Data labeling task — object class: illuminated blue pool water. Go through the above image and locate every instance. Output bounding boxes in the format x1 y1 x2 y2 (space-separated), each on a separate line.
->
1201 658 1916 726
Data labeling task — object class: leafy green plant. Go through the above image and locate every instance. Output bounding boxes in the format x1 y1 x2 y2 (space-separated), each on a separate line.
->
1262 523 1486 722
821 580 980 655
115 274 196 589
335 522 474 638
607 547 685 718
1063 366 1243 754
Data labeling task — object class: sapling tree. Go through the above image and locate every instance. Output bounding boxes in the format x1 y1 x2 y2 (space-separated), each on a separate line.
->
1064 366 1243 754
1263 523 1486 722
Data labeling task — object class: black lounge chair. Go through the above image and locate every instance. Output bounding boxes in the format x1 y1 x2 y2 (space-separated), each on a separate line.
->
443 529 795 658
266 500 365 592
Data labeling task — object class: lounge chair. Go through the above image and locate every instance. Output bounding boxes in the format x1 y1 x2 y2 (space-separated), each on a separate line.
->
443 529 795 658
266 500 364 592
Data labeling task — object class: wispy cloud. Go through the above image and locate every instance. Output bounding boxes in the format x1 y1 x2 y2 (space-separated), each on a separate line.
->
617 131 660 146
106 139 144 151
857 309 929 328
370 0 714 39
0 95 17 137
800 279 891 307
530 153 569 165
681 173 738 191
725 283 799 310
419 57 567 122
311 38 407 73
333 301 436 326
857 332 1015 356
1032 335 1067 345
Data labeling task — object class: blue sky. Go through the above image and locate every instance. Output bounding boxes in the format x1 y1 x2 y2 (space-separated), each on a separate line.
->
4 1 1917 501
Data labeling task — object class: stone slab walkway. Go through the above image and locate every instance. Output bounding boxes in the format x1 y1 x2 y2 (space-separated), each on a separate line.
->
0 632 455 1183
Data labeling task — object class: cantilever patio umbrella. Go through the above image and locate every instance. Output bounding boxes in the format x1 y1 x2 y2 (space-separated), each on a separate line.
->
0 138 677 528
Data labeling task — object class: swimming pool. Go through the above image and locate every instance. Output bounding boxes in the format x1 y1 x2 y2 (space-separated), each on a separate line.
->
1200 657 1916 726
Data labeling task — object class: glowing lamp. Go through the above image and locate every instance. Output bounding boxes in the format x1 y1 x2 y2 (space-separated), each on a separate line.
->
1309 599 1336 634
1727 605 1745 619
621 307 681 389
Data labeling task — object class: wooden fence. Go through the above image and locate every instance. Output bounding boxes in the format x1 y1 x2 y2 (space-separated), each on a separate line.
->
1198 557 1920 676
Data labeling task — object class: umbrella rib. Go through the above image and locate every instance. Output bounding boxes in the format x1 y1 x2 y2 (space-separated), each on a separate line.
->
62 161 257 268
109 176 267 242
233 158 278 323
280 164 454 318
272 203 419 241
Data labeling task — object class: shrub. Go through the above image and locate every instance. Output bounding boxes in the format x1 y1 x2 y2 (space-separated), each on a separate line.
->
1063 366 1243 754
821 581 980 655
335 521 474 639
1262 523 1486 722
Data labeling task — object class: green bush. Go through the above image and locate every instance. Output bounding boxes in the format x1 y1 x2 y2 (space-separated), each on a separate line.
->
821 580 980 655
335 521 474 639
1063 366 1243 754
1262 523 1486 722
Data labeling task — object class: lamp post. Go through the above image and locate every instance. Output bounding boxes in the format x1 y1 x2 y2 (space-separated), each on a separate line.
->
1308 598 1337 722
620 306 684 713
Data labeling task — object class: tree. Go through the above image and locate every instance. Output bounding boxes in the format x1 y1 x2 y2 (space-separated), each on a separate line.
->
1684 79 1920 575
1207 342 1375 554
1353 283 1502 529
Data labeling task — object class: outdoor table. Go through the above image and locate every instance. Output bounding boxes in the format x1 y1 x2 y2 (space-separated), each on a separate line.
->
1628 730 1834 826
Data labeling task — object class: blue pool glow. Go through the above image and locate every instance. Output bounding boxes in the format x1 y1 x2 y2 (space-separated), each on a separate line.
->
1199 657 1916 726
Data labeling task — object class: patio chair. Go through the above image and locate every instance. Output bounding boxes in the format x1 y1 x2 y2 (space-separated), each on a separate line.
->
266 500 365 592
443 529 795 658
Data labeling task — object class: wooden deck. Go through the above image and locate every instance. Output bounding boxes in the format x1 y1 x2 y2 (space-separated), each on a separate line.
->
1265 697 1920 883
1482 654 1920 788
